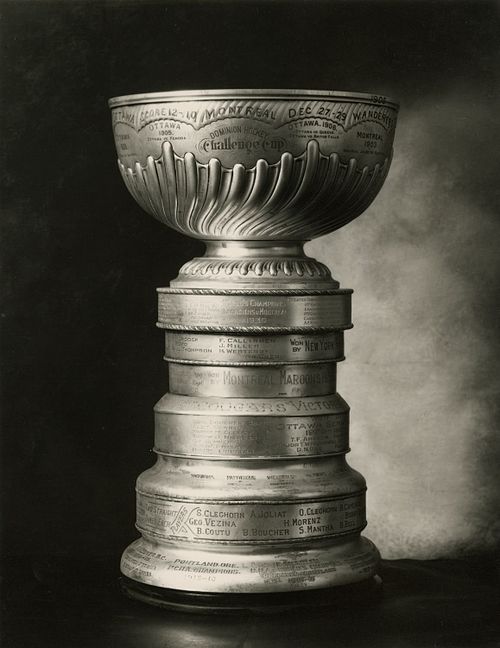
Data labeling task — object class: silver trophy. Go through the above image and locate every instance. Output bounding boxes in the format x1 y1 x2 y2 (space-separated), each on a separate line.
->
109 89 398 610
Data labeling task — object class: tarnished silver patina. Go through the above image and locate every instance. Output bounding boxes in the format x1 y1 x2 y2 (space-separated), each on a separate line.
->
109 89 398 601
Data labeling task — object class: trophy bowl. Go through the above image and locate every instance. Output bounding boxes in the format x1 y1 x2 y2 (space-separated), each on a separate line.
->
109 89 398 241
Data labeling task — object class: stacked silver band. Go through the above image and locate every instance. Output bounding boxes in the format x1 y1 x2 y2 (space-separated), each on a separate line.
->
120 283 380 593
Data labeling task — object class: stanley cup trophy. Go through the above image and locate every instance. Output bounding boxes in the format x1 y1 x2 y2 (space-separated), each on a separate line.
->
109 89 399 611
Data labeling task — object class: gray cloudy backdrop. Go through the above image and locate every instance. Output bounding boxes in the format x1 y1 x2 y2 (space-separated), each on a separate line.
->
311 86 500 557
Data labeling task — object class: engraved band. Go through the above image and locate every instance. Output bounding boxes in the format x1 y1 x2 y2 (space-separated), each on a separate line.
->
157 289 352 331
120 535 380 593
154 393 350 458
138 455 364 499
136 492 366 543
168 362 337 398
164 331 344 365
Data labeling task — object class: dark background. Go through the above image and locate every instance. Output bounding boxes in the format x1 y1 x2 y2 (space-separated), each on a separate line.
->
1 0 499 567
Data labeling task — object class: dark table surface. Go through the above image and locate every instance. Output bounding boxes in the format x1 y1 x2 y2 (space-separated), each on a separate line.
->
2 556 500 647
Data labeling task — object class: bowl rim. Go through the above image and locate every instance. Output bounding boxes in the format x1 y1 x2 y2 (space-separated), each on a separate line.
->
108 88 399 109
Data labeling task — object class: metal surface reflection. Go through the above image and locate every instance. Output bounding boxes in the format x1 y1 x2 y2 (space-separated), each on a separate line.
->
5 557 499 648
112 595 384 648
108 561 500 648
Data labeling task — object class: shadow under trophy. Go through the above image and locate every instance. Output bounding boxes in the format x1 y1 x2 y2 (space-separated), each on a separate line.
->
109 89 399 612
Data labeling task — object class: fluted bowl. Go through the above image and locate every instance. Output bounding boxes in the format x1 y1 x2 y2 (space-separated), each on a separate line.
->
109 89 398 241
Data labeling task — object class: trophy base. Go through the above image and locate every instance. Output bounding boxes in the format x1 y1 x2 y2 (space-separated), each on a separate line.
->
120 574 382 614
120 535 380 595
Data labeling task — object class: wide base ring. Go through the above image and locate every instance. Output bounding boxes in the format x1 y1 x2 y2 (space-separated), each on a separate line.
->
120 574 382 614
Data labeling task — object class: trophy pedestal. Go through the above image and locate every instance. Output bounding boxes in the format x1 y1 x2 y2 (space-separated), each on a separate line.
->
120 243 380 609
